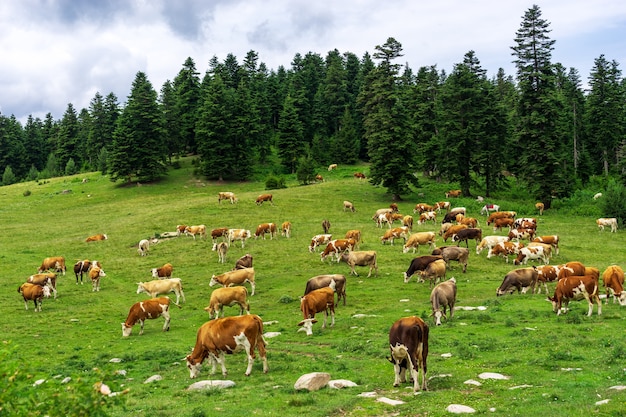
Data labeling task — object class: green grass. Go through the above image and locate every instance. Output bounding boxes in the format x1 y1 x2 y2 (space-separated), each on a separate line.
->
1 159 625 417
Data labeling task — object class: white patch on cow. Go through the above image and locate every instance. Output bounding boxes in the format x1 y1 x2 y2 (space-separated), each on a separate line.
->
297 318 316 336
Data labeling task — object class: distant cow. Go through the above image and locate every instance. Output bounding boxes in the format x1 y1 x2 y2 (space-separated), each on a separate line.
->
476 235 508 255
122 297 171 337
212 242 229 263
535 202 544 215
354 172 366 179
414 203 435 214
381 227 410 245
388 316 429 391
38 256 66 275
602 265 626 305
211 227 230 243
85 233 108 242
151 262 173 279
597 217 618 232
488 241 524 263
304 274 347 306
254 223 277 240
205 286 249 319
532 235 560 256
492 217 515 232
234 253 253 270
403 255 443 283
298 285 336 336
320 239 355 262
309 234 332 252
419 259 447 288
452 228 482 248
328 164 337 171
256 193 273 205
218 191 238 204
343 200 355 212
227 228 252 248
281 221 292 238
73 259 92 284
27 273 58 299
89 266 106 292
137 278 186 305
513 245 549 265
445 189 461 198
185 225 207 240
137 239 149 256
344 229 362 250
430 277 457 326
549 275 602 316
210 267 256 296
339 250 378 277
18 283 51 312
496 267 538 296
321 219 331 234
433 246 469 273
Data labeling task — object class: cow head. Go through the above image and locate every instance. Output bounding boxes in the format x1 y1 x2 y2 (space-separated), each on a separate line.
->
186 355 202 378
136 283 146 295
297 318 318 336
209 275 218 287
431 309 446 326
42 285 51 298
121 323 133 337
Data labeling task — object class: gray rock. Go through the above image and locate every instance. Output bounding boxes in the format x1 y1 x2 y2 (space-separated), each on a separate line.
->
294 372 331 391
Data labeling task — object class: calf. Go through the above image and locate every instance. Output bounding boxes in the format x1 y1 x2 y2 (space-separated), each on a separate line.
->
281 221 292 238
151 262 173 279
137 239 150 256
27 273 58 299
309 234 332 252
320 239 355 262
452 228 482 248
255 193 273 205
205 286 250 319
122 297 172 336
388 316 429 391
234 253 253 270
403 255 443 283
254 223 277 240
85 233 108 242
507 228 536 241
343 200 356 212
38 256 66 275
487 211 515 225
218 191 238 204
89 266 106 292
322 219 331 234
298 285 336 336
602 265 626 305
18 282 51 312
430 277 457 325
419 259 447 288
304 274 347 306
339 250 378 277
496 267 538 296
176 225 187 235
403 232 436 254
212 242 229 263
549 275 602 316
597 217 618 232
185 225 207 240
381 227 410 245
210 267 256 296
137 278 186 305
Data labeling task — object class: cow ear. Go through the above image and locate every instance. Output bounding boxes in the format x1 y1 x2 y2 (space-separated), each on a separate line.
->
297 320 305 327
311 319 318 324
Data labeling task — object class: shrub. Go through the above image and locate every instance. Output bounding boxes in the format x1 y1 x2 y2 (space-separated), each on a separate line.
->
265 175 286 190
23 190 31 197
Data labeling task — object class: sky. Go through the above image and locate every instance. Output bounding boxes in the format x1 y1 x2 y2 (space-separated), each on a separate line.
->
1 0 626 124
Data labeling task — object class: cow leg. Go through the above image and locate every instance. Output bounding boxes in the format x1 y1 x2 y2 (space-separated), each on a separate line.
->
24 300 29 310
180 288 186 303
249 281 255 296
162 310 171 331
393 361 405 386
139 319 145 335
329 308 335 327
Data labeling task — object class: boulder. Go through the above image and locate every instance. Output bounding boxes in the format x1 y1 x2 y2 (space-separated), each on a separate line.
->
294 372 331 391
187 380 235 390
328 379 357 389
446 404 476 413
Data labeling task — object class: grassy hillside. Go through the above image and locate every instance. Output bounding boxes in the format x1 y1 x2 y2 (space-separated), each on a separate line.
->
1 160 625 417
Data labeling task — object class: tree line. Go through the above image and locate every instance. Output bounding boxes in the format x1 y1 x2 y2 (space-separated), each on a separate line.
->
0 5 624 205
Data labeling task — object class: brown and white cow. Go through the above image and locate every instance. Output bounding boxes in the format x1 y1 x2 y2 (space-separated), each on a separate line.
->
315 174 324 182
304 274 347 306
234 253 253 270
281 221 292 238
434 201 450 212
414 203 435 214
186 314 268 377
403 232 436 254
507 228 536 241
255 193 273 205
381 227 410 245
211 227 230 243
298 284 336 336
151 262 173 279
486 211 515 225
403 255 443 283
548 275 602 316
513 245 549 265
85 233 108 242
212 242 229 263
343 200 356 212
430 277 457 326
38 256 66 276
204 286 250 319
185 225 207 240
137 239 150 256
492 217 515 232
476 235 508 255
354 172 366 179
535 264 562 294
602 265 626 305
388 316 429 391
442 224 468 242
532 235 560 255
344 230 362 250
121 297 171 336
176 225 188 235
320 239 355 262
442 207 466 224
445 189 461 198
487 241 525 263
557 261 586 280
227 228 252 248
403 215 414 231
137 278 186 305
339 250 378 277
417 211 437 225
328 163 337 171
210 268 256 296
89 266 106 292
597 217 618 232
218 191 238 204
496 267 538 296
27 273 58 299
18 282 51 311
73 259 92 284
309 234 332 252
254 223 277 240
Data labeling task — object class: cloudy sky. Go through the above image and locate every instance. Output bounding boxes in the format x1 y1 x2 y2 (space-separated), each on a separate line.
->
1 0 625 123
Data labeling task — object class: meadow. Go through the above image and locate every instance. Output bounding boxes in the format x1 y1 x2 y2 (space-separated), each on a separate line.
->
1 160 625 417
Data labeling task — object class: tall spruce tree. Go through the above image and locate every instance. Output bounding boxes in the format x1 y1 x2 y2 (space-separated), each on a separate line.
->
277 93 305 173
173 57 201 154
55 103 80 170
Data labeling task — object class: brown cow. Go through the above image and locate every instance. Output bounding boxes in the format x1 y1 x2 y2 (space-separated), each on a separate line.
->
339 250 378 277
388 316 429 391
381 227 410 245
211 227 230 243
18 282 51 311
205 286 250 319
304 274 347 306
27 273 58 299
254 223 277 240
445 189 461 198
256 193 274 205
403 255 444 283
320 239 355 262
497 267 538 296
121 297 171 336
184 225 207 240
442 224 468 242
38 256 66 276
151 263 173 279
557 261 586 280
452 228 482 248
344 230 362 250
354 172 366 179
535 202 544 215
548 275 602 316
602 265 626 305
234 253 253 270
322 219 331 234
343 200 356 212
298 285 336 336
532 235 560 256
85 233 108 242
309 234 332 252
281 221 292 238
218 191 238 204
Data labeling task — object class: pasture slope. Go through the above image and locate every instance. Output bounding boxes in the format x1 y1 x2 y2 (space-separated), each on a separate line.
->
0 162 625 417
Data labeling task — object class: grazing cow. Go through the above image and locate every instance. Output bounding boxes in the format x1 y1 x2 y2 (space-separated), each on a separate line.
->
322 219 331 234
458 216 478 228
442 224 468 242
343 200 356 212
328 163 337 171
434 201 451 212
315 174 323 182
430 277 457 325
227 228 252 248
176 225 187 235
597 217 618 232
507 228 536 241
320 239 355 262
234 253 253 270
389 203 399 213
308 234 332 252
445 189 461 198
186 314 268 377
298 285 336 336
418 211 437 225
496 267 538 296
27 273 58 299
381 227 410 245
18 283 51 312
602 265 626 305
210 267 256 296
185 225 207 240
211 227 230 243
372 208 393 224
419 259 447 288
487 241 525 263
403 215 414 231
442 207 466 224
344 230 362 250
492 217 515 232
480 204 500 215
218 191 238 204
476 235 508 255
304 274 347 306
403 232 436 254
535 264 562 294
375 212 393 228
585 266 600 281
85 233 108 242
254 223 277 240
557 261 587 280
549 276 602 316
354 172 366 179
339 250 378 277
121 297 171 336
281 221 292 238
38 256 66 275
151 263 173 279
73 259 92 284
255 193 273 205
388 316 429 391
414 203 435 214
452 228 482 248
513 218 537 229
89 266 106 292
434 246 469 273
212 242 229 263
403 255 443 283
513 246 549 265
137 278 186 305
205 286 249 319
535 202 545 215
138 239 150 256
532 235 560 255
486 211 516 225
438 222 453 236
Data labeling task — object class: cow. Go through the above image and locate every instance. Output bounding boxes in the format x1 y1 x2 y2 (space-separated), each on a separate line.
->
309 234 332 252
211 227 230 243
176 225 188 236
535 264 561 295
138 239 150 256
388 316 429 391
597 217 618 233
343 200 356 212
212 242 229 263
430 277 457 326
438 222 453 236
375 212 393 228
315 174 324 182
210 267 256 296
344 230 362 250
121 297 171 337
535 202 545 215
452 228 482 248
487 241 525 263
442 207 466 224
403 255 443 283
227 228 252 248
417 211 437 225
151 262 173 279
442 224 468 242
73 259 92 284
507 228 536 241
458 216 478 228
372 208 393 225
204 286 250 319
445 189 461 198
414 203 435 214
234 253 253 270
18 283 51 312
256 193 273 205
476 235 508 255
254 223 277 240
513 217 537 229
487 211 516 225
89 266 106 292
433 246 469 273
585 266 600 281
496 267 538 296
434 201 450 212
532 235 560 255
281 221 292 238
602 265 626 305
186 314 268 377
339 250 378 277
328 163 337 171
298 285 336 336
480 204 500 215
403 215 414 231
354 172 366 179
304 274 347 306
403 232 436 254
137 278 186 305
185 225 207 240
218 191 238 204
38 256 66 275
389 203 399 213
548 276 602 316
419 259 447 288
85 233 108 242
381 227 410 245
513 245 549 265
320 239 355 262
27 273 58 299
492 217 515 232
558 261 587 280
322 219 331 234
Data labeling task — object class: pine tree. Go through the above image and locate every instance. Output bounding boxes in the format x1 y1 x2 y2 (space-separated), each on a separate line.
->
277 94 305 173
173 57 201 154
55 103 79 170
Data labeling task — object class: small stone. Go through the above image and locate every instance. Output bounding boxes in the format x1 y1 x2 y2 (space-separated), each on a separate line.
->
478 372 509 380
328 379 358 389
144 375 162 384
377 397 405 406
447 404 476 413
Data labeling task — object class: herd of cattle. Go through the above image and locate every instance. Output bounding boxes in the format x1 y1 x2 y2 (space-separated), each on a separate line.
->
18 187 626 391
